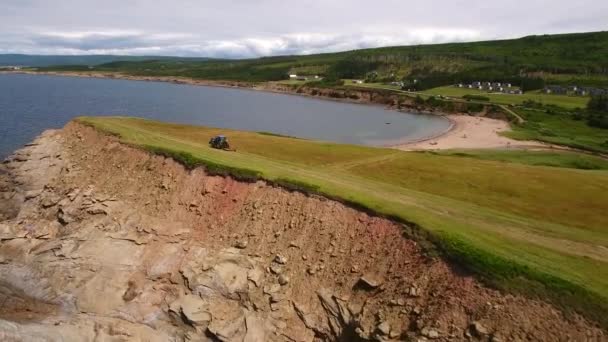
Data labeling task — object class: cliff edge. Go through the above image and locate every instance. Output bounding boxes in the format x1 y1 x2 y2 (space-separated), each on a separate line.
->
0 122 603 341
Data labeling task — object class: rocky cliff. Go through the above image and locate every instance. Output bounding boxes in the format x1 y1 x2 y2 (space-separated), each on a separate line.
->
0 123 602 341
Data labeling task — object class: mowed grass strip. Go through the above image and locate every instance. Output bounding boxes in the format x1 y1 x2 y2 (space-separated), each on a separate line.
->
432 149 608 170
77 116 608 325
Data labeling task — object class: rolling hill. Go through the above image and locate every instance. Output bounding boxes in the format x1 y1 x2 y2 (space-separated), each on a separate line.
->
40 31 608 88
0 54 212 67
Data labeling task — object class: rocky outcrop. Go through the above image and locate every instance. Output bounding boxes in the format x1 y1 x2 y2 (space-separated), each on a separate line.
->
0 123 604 341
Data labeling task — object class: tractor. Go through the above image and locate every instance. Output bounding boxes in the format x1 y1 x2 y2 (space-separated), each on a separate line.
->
209 135 231 150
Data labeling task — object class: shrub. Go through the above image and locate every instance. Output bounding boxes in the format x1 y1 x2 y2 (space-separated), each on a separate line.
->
587 94 608 113
587 114 608 129
466 103 484 113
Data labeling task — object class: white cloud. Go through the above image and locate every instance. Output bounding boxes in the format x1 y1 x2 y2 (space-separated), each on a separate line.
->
0 0 606 57
2 28 482 58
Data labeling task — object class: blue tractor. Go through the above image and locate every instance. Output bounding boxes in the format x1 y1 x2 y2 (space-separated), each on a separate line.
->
209 135 231 150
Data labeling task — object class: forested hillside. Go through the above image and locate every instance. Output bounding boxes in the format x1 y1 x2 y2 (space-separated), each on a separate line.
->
41 31 608 89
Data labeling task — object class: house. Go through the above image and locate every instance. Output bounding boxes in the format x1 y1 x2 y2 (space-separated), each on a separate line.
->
493 82 502 87
544 85 566 95
505 83 512 88
472 81 481 87
353 80 364 84
457 83 464 88
588 88 608 96
575 89 588 96
289 74 298 79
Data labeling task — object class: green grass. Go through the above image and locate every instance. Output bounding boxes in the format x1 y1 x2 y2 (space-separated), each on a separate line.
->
77 116 608 326
503 109 608 153
434 149 608 170
421 86 589 109
343 79 401 90
274 79 311 86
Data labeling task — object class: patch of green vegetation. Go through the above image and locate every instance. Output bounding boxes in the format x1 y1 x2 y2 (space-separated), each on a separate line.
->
463 94 490 102
435 149 608 170
422 86 590 109
271 177 321 194
76 116 608 327
436 231 608 326
504 108 608 153
342 79 401 91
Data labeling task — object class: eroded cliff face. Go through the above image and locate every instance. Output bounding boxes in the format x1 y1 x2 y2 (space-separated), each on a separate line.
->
0 123 603 341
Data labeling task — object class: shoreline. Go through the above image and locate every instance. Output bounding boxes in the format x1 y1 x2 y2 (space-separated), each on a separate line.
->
1 70 416 108
395 115 549 151
3 70 534 151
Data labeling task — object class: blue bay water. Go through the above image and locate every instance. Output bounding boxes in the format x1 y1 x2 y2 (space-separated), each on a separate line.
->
0 73 450 158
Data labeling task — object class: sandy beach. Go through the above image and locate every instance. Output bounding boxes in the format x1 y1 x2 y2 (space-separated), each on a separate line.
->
395 115 547 151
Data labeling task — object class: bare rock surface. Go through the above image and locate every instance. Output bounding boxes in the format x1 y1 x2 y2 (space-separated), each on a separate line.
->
0 122 604 341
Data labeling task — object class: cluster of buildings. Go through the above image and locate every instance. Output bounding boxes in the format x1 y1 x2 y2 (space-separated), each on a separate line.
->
543 85 607 97
457 81 522 94
288 74 321 81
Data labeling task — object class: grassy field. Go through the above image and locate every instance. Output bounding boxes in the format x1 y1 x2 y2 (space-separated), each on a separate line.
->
503 109 608 153
433 149 608 170
78 116 608 326
421 86 590 109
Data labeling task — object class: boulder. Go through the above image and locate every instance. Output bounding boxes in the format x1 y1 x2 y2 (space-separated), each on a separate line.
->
274 254 287 265
357 274 383 289
471 321 489 337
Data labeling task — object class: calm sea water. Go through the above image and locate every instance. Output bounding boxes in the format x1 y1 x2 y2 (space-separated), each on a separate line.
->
0 73 450 158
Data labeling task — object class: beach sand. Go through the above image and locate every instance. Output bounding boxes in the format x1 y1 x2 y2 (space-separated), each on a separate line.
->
395 115 546 151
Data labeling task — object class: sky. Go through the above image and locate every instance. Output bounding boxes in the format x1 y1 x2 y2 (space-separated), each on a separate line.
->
1 0 607 58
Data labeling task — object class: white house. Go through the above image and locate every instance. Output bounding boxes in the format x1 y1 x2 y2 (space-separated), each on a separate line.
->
289 74 298 79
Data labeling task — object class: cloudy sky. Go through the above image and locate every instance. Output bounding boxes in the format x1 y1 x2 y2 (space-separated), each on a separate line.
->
1 0 607 58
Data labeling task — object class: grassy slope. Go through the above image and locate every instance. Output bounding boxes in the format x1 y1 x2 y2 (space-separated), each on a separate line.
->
421 86 589 109
434 149 608 170
77 116 608 325
504 109 608 153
